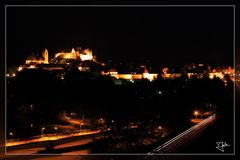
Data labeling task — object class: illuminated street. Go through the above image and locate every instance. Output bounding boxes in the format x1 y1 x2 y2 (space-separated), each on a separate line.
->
7 138 93 155
6 130 101 147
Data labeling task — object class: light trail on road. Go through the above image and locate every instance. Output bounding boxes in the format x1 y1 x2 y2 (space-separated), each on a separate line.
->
6 130 101 147
146 114 217 156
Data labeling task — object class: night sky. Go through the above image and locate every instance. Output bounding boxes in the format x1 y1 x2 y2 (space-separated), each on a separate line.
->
7 6 234 69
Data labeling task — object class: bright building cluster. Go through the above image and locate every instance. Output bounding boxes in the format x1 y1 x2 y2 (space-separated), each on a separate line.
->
6 47 236 82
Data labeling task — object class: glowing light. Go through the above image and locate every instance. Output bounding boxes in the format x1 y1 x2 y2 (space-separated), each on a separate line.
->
17 66 24 72
71 48 75 53
6 74 10 77
191 119 203 123
143 73 158 81
63 53 76 59
209 73 214 79
41 127 45 136
54 127 58 130
29 65 36 68
80 54 93 61
224 80 227 86
6 130 101 147
70 112 76 116
109 71 118 75
9 132 13 136
117 74 132 80
194 111 199 116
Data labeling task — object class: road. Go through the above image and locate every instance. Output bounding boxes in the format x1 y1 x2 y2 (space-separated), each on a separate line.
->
146 114 217 156
7 138 94 155
6 130 101 147
6 130 102 155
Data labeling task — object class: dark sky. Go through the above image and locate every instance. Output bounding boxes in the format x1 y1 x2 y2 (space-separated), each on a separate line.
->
7 6 234 69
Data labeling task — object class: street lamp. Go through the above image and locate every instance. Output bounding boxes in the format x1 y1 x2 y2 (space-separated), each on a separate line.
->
54 127 58 133
9 132 14 139
41 127 45 137
194 111 199 119
80 122 84 132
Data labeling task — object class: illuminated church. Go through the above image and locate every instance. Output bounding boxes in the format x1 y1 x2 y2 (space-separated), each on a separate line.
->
25 49 49 64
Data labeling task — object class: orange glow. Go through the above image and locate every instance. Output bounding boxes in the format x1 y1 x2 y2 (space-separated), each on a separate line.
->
194 111 199 116
191 119 203 123
143 73 158 81
115 74 132 80
165 73 181 79
209 72 224 79
29 65 36 69
25 49 49 64
6 130 101 147
110 73 158 81
71 48 75 53
55 48 94 61
80 54 93 61
17 66 23 72
80 49 93 61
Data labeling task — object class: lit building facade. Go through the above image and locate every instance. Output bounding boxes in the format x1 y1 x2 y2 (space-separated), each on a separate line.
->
25 49 49 64
53 48 95 62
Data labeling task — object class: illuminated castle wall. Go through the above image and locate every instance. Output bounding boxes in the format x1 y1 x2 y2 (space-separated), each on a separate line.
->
102 67 158 81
